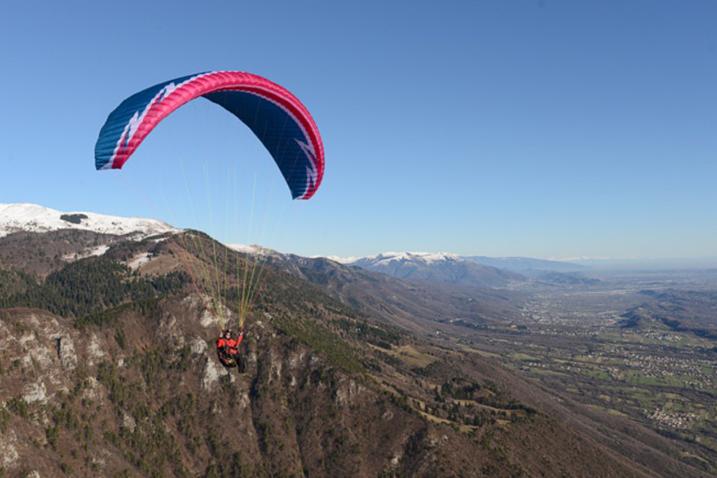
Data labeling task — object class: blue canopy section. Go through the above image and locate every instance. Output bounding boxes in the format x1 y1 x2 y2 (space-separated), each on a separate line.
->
95 74 199 170
203 91 315 199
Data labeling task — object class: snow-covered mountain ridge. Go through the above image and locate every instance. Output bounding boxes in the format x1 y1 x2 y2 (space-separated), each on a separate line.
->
0 203 176 239
228 244 283 258
330 251 524 288
328 251 583 274
329 251 460 266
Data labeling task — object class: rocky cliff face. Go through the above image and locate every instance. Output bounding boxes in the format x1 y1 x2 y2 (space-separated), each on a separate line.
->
0 300 514 478
0 301 670 477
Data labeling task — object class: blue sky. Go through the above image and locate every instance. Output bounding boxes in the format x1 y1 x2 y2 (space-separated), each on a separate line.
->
1 1 715 261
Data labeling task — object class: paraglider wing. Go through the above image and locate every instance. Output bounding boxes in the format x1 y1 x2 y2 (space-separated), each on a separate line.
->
95 71 324 199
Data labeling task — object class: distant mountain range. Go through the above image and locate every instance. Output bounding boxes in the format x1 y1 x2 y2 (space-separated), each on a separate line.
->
239 250 525 335
332 251 525 288
1 204 582 280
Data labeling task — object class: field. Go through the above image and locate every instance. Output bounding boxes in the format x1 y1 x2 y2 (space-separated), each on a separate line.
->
444 269 717 462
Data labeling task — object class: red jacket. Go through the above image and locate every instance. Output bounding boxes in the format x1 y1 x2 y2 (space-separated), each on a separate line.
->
217 333 243 355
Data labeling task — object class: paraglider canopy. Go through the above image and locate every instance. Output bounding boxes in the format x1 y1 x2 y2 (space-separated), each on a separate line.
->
95 70 324 200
